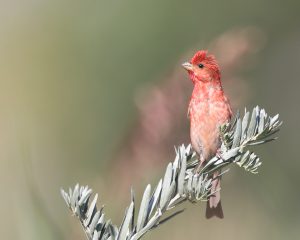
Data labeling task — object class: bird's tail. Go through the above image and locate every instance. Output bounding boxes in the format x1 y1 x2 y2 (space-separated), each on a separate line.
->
205 171 224 219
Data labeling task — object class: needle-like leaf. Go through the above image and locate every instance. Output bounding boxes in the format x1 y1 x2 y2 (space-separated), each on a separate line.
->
61 106 282 240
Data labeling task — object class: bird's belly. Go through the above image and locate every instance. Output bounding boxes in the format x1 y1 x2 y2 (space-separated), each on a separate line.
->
189 102 230 160
190 118 221 160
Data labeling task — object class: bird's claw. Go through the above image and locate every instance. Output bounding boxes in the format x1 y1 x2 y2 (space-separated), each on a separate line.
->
216 149 225 161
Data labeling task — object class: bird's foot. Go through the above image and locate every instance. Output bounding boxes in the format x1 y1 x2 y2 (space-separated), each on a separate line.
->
216 149 225 161
193 155 206 174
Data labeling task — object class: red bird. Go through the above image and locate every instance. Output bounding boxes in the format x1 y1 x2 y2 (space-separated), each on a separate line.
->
182 50 232 219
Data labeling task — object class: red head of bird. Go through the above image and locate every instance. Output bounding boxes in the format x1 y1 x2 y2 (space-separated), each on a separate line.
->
182 50 221 84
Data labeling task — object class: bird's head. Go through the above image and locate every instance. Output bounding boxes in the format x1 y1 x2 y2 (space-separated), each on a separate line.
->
182 50 221 84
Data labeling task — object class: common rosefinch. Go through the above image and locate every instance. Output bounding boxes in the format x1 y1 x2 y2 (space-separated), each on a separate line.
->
182 50 232 219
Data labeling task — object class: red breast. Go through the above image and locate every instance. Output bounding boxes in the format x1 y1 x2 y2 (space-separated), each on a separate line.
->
189 82 232 160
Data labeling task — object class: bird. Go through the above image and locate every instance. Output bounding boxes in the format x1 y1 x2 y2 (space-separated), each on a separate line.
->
182 50 232 219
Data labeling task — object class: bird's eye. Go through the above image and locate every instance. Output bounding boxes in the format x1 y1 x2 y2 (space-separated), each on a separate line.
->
198 63 204 69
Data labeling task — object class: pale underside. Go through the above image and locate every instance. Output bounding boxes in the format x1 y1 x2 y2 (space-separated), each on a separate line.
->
189 86 232 162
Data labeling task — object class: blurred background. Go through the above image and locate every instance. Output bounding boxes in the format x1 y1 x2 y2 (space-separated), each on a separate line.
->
0 0 299 239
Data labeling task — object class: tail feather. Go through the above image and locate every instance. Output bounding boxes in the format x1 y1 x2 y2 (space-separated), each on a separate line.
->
205 171 224 219
206 200 224 219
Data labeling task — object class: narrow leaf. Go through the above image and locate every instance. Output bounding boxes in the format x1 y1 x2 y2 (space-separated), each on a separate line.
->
160 163 173 209
178 155 187 195
232 118 242 148
148 179 162 217
136 184 151 232
84 194 98 227
89 211 101 234
118 202 134 240
247 107 258 138
241 110 249 140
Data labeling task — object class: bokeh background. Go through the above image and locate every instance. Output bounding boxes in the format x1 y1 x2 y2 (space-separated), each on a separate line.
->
1 0 299 239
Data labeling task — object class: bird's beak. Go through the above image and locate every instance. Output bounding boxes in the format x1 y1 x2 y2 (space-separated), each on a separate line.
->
182 62 193 71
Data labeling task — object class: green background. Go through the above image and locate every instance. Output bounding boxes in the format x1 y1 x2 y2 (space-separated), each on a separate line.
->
0 0 299 239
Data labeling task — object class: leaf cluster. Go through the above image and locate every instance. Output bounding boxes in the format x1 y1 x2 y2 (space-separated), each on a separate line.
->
61 106 282 240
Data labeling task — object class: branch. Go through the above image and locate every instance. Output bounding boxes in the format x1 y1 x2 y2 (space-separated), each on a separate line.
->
61 106 282 240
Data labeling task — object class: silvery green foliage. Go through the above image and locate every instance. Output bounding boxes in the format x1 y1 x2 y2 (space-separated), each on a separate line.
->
61 106 282 240
61 145 210 240
216 106 282 174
